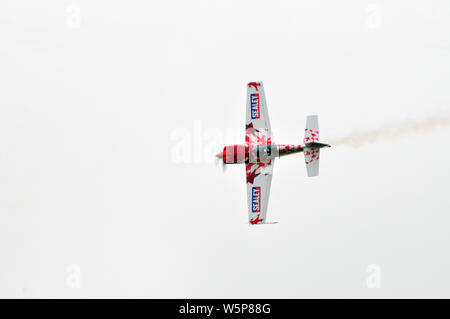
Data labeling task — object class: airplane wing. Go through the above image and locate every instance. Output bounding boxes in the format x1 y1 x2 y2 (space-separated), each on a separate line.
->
245 82 275 225
246 82 273 163
246 82 271 135
246 161 274 225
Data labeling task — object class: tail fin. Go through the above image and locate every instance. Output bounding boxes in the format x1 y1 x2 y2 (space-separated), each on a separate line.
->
303 115 329 177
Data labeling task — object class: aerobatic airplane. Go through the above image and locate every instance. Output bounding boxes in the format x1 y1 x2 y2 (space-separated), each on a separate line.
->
216 82 331 225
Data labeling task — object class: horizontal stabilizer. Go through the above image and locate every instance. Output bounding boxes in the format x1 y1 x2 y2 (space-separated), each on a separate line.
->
303 115 323 177
304 115 319 143
304 148 320 177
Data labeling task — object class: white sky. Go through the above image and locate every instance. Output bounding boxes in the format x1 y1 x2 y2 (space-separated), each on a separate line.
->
0 0 450 298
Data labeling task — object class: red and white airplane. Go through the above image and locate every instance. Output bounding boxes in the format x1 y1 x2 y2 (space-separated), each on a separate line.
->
216 82 331 225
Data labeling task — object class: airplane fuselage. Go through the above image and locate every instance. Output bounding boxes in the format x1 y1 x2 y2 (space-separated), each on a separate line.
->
216 142 330 164
216 144 304 164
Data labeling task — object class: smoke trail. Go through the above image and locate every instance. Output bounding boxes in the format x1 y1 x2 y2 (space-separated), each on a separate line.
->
328 116 450 148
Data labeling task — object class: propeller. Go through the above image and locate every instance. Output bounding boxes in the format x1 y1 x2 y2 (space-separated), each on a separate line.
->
215 151 227 173
222 161 227 173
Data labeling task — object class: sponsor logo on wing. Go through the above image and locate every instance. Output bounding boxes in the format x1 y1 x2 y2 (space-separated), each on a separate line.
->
251 186 261 212
250 93 260 119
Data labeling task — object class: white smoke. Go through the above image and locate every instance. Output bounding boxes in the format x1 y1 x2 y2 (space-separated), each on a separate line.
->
328 116 450 148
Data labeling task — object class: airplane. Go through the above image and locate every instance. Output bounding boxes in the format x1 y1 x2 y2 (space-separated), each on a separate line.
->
216 82 331 225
